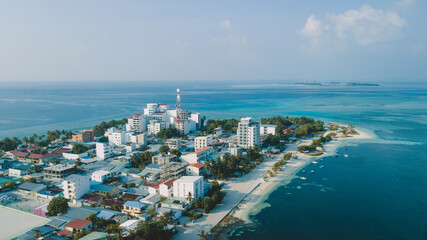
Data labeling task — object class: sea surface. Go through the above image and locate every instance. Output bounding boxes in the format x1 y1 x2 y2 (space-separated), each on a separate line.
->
1 80 426 239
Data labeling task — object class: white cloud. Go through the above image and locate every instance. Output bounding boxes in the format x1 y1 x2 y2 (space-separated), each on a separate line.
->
395 0 416 8
299 5 406 46
220 20 232 30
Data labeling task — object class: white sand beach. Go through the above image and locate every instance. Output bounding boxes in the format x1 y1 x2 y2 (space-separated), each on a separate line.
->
173 127 375 240
0 205 50 240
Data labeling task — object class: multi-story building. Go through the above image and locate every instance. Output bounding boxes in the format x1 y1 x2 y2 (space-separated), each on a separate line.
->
181 146 213 165
165 138 181 150
90 170 110 183
72 130 95 142
44 163 76 180
147 120 169 135
194 135 213 150
96 142 113 160
122 201 146 217
127 114 147 133
173 176 204 200
62 174 90 203
152 153 177 165
143 103 170 116
159 162 187 180
260 124 277 136
237 117 260 148
186 163 205 176
159 178 176 198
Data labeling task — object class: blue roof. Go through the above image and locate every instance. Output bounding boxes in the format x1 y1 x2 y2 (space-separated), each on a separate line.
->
123 201 145 209
146 163 161 169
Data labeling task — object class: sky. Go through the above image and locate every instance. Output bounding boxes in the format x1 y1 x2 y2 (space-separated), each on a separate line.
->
0 0 426 83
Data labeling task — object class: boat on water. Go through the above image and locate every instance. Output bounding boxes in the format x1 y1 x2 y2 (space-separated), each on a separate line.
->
311 170 315 173
302 170 306 173
300 177 307 180
320 165 324 169
344 154 349 158
312 161 318 164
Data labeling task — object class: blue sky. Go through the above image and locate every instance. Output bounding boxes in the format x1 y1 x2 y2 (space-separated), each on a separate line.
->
0 0 426 82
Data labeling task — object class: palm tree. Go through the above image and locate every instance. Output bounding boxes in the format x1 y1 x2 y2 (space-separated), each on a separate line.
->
33 227 41 238
198 230 207 240
186 192 193 203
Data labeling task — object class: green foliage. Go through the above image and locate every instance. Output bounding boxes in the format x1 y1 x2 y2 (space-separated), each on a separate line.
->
295 121 324 139
261 116 293 137
6 181 17 188
170 149 182 157
155 127 181 140
262 134 282 149
205 154 255 180
98 136 108 143
74 229 92 240
194 181 225 213
93 118 127 137
0 137 22 151
297 134 334 152
131 151 153 169
124 215 174 240
104 223 121 234
86 213 116 228
203 119 239 134
47 197 69 215
159 145 170 154
72 143 89 154
25 178 37 183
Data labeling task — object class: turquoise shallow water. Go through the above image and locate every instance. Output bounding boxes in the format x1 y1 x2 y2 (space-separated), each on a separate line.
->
0 81 426 239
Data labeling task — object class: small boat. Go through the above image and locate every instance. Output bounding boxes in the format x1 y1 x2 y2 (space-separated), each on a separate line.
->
311 170 314 174
302 170 306 173
312 161 318 164
344 154 349 158
300 177 307 180
319 165 324 169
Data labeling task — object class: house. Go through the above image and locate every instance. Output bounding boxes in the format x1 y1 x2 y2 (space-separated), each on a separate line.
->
152 153 177 165
120 193 141 201
58 218 92 236
181 146 213 164
186 162 205 176
90 170 111 183
165 138 181 150
9 165 32 177
34 203 49 217
120 219 139 231
72 130 95 142
121 201 146 217
194 135 213 150
44 163 76 180
80 232 114 240
148 181 163 195
62 174 90 204
5 150 29 160
18 182 47 196
159 178 176 198
173 176 204 200
214 127 223 138
80 194 103 206
90 184 120 197
27 149 69 164
101 199 124 209
260 124 277 136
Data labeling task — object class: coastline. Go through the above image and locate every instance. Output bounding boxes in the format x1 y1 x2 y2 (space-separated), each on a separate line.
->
231 127 375 223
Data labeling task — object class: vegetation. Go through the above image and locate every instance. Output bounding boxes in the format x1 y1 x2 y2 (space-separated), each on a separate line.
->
159 145 170 154
93 118 127 137
0 137 22 151
193 181 225 213
202 119 239 134
73 229 92 240
104 223 121 235
205 151 261 180
47 197 69 215
262 134 282 149
124 212 174 240
131 151 153 169
297 133 334 152
86 213 116 229
295 121 324 139
170 149 182 157
155 127 181 140
72 143 89 154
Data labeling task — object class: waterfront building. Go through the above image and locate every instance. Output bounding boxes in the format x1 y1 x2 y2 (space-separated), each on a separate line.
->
260 124 277 136
127 114 147 133
237 117 261 148
173 176 204 200
72 130 95 142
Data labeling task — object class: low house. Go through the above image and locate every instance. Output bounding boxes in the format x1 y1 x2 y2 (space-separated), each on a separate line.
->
121 201 146 217
148 181 163 195
186 162 205 176
80 194 103 206
34 203 49 217
5 150 29 160
90 184 120 197
120 193 141 201
18 182 47 196
120 219 139 231
80 232 113 240
90 170 111 183
9 165 32 177
159 178 176 198
58 218 92 236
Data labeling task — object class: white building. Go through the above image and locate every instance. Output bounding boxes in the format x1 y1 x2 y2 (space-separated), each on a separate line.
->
127 114 147 133
237 117 260 148
190 113 202 130
147 120 169 135
96 142 113 160
181 146 213 165
173 176 204 200
143 103 170 116
106 128 136 146
186 163 205 176
260 124 277 136
214 127 223 138
91 170 110 183
165 138 181 150
159 178 176 198
194 135 213 150
62 174 90 203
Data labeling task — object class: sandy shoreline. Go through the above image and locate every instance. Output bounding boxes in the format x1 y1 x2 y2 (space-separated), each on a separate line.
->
232 127 376 223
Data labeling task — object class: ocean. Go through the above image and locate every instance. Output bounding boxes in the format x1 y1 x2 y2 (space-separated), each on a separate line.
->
1 80 426 239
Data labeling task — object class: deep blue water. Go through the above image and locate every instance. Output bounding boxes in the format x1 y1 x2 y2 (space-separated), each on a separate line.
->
1 81 426 239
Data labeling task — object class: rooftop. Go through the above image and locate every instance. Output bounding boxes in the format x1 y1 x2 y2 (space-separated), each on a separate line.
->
175 176 203 183
188 162 204 169
91 184 116 193
161 178 176 187
65 218 91 230
123 200 145 209
45 163 75 171
193 146 213 154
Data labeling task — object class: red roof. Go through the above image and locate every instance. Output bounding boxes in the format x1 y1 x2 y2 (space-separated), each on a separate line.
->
121 193 140 201
161 178 176 187
149 181 164 189
81 194 102 202
28 149 68 159
57 229 73 237
188 162 205 169
133 114 142 117
25 146 41 152
8 150 29 158
159 104 168 105
65 218 92 230
193 146 213 154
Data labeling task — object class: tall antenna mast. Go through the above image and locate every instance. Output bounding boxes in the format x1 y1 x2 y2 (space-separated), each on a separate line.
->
176 87 181 110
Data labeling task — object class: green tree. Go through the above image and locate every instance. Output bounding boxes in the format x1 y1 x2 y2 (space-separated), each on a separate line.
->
47 197 69 215
198 230 207 240
155 127 181 140
73 143 89 154
159 145 170 154
74 229 92 240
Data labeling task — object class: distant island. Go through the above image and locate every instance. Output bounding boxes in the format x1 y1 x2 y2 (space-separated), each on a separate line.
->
293 82 380 86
